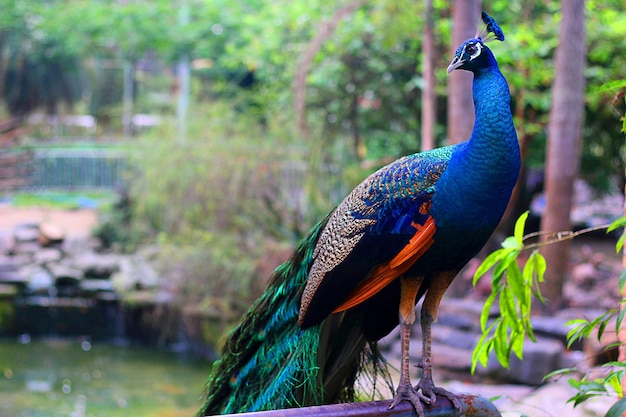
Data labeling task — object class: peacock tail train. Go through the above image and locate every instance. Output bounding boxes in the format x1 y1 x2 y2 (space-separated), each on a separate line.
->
198 216 392 415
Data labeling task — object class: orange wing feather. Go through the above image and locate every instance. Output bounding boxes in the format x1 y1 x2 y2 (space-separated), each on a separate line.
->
332 216 436 313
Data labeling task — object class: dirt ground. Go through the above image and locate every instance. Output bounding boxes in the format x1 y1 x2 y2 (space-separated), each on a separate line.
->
0 204 98 240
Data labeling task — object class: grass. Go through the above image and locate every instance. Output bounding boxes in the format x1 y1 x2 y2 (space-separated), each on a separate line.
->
7 191 118 210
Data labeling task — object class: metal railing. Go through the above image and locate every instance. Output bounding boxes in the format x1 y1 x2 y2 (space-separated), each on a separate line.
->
21 148 130 190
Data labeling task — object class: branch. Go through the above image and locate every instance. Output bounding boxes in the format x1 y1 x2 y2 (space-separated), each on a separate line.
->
215 394 500 417
521 223 615 251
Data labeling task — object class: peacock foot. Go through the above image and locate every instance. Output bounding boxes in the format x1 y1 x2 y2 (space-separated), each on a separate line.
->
414 375 462 413
389 381 432 417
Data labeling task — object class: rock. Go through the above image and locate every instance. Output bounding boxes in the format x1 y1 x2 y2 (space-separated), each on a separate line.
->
531 316 577 347
493 378 614 417
510 338 563 385
38 222 65 246
33 248 64 264
25 266 54 293
559 349 587 371
437 312 477 331
556 307 607 322
438 298 490 332
13 223 40 242
571 262 597 289
564 282 604 308
431 342 473 372
9 241 40 256
72 252 120 279
432 324 480 351
0 257 19 272
111 254 159 291
81 279 115 293
48 264 82 280
0 257 26 286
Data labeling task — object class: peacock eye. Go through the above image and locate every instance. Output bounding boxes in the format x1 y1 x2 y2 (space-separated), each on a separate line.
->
465 42 482 60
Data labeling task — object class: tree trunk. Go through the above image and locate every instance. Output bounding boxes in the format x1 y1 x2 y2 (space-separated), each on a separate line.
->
293 0 366 140
446 0 480 145
539 0 586 313
421 0 435 151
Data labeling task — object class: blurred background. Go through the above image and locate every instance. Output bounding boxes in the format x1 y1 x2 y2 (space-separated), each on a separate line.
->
0 0 624 416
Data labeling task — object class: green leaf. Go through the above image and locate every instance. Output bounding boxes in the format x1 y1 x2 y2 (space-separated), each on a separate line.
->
494 321 510 368
608 216 626 233
616 233 626 254
480 289 498 331
543 367 577 381
472 321 497 373
567 380 607 406
598 317 609 341
606 397 626 417
617 308 626 339
619 269 626 293
603 361 626 368
595 79 626 93
524 314 536 342
500 286 519 327
511 329 524 360
604 370 624 395
473 248 510 285
507 262 525 309
493 249 519 281
501 236 520 249
566 320 591 348
524 251 547 288
513 211 529 246
531 251 547 283
488 395 505 402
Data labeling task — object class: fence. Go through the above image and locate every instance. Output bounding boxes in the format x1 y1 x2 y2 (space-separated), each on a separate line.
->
19 147 130 190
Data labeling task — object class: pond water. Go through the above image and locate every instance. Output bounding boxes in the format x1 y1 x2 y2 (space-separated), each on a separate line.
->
0 337 211 417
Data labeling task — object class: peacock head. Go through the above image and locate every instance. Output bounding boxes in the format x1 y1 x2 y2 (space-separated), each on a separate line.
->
447 11 505 74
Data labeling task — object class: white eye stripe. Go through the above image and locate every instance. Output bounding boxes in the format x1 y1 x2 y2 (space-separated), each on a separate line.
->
463 42 482 60
471 43 482 59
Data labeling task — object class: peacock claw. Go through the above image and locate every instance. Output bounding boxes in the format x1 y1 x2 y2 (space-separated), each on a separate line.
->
389 382 431 417
415 377 462 413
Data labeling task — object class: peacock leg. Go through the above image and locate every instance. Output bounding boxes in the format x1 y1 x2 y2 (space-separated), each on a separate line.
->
415 271 461 410
389 276 431 416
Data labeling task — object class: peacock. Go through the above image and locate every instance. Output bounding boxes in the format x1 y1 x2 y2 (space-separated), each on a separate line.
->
199 11 520 417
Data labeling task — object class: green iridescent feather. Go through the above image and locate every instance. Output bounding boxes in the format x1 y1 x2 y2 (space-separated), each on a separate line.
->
198 217 392 415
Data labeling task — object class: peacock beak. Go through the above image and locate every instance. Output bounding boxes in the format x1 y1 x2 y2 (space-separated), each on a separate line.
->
446 57 465 74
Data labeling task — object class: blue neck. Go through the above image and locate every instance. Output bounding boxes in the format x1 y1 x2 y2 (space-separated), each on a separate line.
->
433 62 520 226
469 66 520 187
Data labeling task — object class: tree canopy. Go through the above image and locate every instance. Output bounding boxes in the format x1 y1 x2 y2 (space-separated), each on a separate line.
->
1 0 624 191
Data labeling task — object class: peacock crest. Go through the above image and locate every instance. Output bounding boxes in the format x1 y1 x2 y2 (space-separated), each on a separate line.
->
476 11 505 43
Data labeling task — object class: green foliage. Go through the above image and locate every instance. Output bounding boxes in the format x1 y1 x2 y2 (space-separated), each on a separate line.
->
607 397 626 417
154 229 261 315
608 209 626 255
1 0 625 187
474 211 626 414
548 100 626 410
471 212 545 372
118 100 356 316
128 100 338 241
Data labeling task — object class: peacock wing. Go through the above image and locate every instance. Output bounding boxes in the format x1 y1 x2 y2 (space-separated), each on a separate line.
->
298 149 452 327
